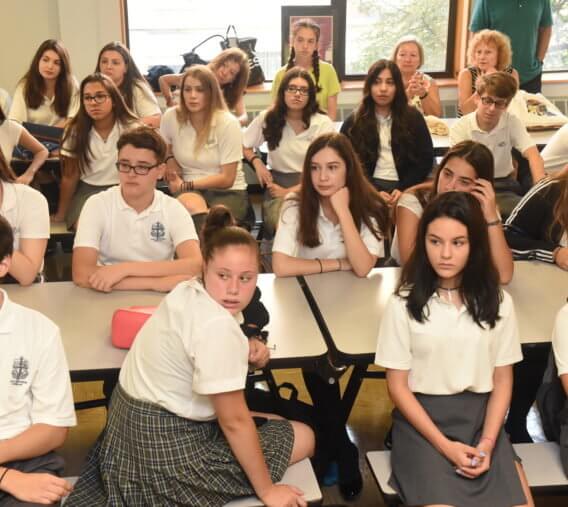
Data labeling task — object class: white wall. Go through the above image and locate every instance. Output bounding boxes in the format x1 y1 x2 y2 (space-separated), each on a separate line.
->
0 0 123 95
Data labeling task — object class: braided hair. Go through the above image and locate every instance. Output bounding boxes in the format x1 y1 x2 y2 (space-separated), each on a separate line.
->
286 18 322 93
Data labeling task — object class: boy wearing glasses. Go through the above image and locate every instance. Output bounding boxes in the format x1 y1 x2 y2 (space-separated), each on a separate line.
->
72 126 201 293
450 71 545 216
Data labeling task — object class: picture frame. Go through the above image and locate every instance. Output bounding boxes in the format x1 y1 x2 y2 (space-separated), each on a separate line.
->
281 6 338 66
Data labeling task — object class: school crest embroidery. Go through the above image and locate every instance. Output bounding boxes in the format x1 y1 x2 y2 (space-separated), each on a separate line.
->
11 356 29 386
150 221 166 242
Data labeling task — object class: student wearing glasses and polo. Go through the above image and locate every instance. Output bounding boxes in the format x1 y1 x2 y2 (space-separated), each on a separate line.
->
450 72 545 217
72 127 201 293
243 67 333 237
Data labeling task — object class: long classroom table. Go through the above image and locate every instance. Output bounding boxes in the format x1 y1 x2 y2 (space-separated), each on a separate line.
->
4 275 328 381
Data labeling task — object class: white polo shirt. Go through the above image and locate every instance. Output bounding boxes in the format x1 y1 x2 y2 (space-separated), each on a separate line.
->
243 110 334 173
373 114 398 181
9 80 79 126
391 192 425 264
73 185 198 265
273 198 384 259
1 181 49 251
0 119 23 163
132 82 161 118
61 120 137 186
0 290 76 439
120 279 249 421
541 123 568 174
160 108 246 190
449 111 535 178
375 291 523 395
552 304 568 376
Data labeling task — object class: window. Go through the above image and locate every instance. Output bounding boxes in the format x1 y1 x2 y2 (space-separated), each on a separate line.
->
545 0 568 72
342 0 456 78
125 0 330 80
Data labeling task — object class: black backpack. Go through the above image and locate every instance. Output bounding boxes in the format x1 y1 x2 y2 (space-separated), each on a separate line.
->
536 350 568 442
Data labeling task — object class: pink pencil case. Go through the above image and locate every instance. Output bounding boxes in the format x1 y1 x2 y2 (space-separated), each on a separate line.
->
111 306 156 349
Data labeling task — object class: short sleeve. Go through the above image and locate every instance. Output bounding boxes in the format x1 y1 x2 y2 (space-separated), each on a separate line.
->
313 114 335 136
59 125 76 158
243 111 266 149
133 82 161 118
31 324 76 428
323 63 341 97
191 315 248 395
19 187 49 240
8 83 28 123
552 304 568 376
216 113 243 165
510 114 536 154
469 0 489 32
73 194 105 250
271 68 285 99
67 79 80 118
494 292 523 367
360 218 384 258
272 201 300 257
449 117 469 146
397 192 423 217
159 107 178 145
375 295 413 370
166 197 199 247
541 0 553 27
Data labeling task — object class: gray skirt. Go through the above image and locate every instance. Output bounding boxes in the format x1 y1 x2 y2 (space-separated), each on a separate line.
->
65 180 115 229
66 385 294 507
390 391 526 507
263 170 301 238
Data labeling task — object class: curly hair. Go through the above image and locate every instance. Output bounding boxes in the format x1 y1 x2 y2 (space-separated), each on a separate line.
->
467 29 513 71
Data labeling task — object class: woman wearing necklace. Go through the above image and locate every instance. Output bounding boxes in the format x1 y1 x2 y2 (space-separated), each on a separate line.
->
375 191 533 507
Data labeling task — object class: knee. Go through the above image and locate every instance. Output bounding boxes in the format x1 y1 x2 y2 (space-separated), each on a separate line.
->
290 421 315 463
177 192 208 214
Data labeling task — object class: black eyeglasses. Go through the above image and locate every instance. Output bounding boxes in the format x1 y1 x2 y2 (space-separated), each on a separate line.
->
285 85 309 96
116 162 159 176
83 94 110 104
480 96 508 109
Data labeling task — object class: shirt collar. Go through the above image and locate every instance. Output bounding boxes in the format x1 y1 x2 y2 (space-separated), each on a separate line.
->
471 111 507 134
117 187 162 216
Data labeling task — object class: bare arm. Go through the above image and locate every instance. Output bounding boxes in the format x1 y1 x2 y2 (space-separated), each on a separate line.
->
234 95 249 126
15 129 48 185
326 94 338 121
244 147 272 188
53 156 80 222
0 424 67 464
272 252 346 278
537 26 553 62
457 68 477 115
523 145 546 183
158 73 182 108
421 79 443 117
561 374 568 397
396 205 420 265
140 113 161 128
10 238 47 286
193 161 238 190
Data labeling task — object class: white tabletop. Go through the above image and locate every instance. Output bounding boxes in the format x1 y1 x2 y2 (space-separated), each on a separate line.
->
4 275 326 374
304 261 568 360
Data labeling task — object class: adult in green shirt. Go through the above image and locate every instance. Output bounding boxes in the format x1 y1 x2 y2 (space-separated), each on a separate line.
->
470 0 553 93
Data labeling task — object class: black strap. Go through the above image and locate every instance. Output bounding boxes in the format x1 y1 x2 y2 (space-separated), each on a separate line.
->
191 34 225 53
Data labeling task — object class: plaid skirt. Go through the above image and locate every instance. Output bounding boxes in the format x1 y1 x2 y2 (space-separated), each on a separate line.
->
65 385 294 507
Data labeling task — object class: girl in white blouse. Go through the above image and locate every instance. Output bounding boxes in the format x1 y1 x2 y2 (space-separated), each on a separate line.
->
243 67 333 237
375 191 533 507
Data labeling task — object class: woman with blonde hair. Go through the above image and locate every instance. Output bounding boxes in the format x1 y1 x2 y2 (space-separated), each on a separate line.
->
159 48 250 126
458 29 519 116
160 65 248 229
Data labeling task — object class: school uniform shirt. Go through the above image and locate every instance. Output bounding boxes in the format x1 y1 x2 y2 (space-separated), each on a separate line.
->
271 61 341 113
373 114 398 181
60 120 138 186
119 279 249 421
552 304 568 376
273 199 384 259
0 119 23 163
160 108 246 190
391 192 425 264
541 123 568 174
1 181 49 252
0 290 76 440
450 111 535 179
9 80 79 126
73 185 198 265
243 110 334 173
375 291 523 395
132 82 161 118
0 88 10 113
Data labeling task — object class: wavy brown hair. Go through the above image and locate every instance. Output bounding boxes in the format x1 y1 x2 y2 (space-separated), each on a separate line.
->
209 48 249 111
176 65 227 156
21 39 75 119
286 18 322 92
62 73 137 172
467 29 513 71
282 132 389 248
345 59 414 170
263 67 320 150
95 41 148 111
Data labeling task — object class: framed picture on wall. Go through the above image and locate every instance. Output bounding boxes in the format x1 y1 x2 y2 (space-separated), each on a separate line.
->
281 6 338 66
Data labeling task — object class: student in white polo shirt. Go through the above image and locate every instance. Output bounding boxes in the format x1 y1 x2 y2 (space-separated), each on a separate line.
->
54 73 139 229
243 67 334 238
0 149 49 286
450 72 545 217
72 126 201 293
0 216 76 505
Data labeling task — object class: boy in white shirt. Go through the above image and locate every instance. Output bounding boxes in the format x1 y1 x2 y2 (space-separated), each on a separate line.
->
72 127 202 293
450 72 545 216
0 216 77 505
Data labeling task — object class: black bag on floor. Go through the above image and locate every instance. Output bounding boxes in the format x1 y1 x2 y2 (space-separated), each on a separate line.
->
536 350 567 442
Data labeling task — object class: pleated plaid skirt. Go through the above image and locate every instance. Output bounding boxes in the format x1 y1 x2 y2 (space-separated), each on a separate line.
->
66 385 294 506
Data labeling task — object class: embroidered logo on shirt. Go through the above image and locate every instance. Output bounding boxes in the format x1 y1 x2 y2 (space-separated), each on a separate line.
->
150 222 166 242
497 141 507 148
11 356 29 386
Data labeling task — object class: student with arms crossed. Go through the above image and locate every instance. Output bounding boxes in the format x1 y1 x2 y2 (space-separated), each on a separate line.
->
66 206 314 507
0 215 76 505
375 191 533 507
72 127 201 293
